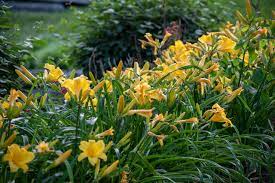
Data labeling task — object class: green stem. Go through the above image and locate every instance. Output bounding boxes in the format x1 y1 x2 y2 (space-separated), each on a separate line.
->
74 104 82 155
238 45 249 87
6 119 11 137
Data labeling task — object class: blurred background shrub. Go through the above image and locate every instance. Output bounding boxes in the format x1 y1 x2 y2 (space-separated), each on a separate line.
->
0 4 26 96
72 0 235 78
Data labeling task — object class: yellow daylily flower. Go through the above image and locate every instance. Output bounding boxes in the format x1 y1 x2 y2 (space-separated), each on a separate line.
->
203 103 233 127
198 34 213 46
167 40 191 65
131 81 165 105
36 141 51 153
218 36 236 53
78 140 107 166
62 75 92 103
3 144 35 173
44 63 64 82
1 89 25 119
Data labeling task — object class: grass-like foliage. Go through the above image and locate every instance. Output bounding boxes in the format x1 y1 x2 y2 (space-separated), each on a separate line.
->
0 3 274 183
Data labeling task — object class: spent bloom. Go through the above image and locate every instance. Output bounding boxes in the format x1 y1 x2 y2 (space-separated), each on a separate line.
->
96 128 115 138
3 144 35 173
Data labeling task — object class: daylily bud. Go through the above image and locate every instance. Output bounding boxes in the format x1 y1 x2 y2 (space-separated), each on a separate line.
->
39 93 48 108
101 160 119 177
0 115 3 128
69 69 76 79
53 149 72 167
223 87 243 103
205 63 219 74
160 32 172 47
236 10 248 24
123 99 136 113
224 29 238 42
167 90 176 108
89 71 97 85
246 0 252 17
117 132 132 148
15 69 33 85
49 139 59 147
176 117 199 124
3 131 17 147
142 62 150 71
93 80 105 93
20 65 37 80
104 141 113 153
126 109 153 118
116 60 123 79
117 95 125 114
17 90 27 102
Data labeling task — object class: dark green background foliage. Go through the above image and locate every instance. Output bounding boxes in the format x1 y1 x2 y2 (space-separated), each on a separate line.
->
73 0 234 78
0 5 23 96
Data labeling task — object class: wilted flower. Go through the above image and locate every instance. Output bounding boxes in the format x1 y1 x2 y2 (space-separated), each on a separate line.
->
148 131 166 147
151 113 165 127
96 128 115 138
126 109 153 118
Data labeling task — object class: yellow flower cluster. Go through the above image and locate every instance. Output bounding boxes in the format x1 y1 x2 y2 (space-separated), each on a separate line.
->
6 10 270 177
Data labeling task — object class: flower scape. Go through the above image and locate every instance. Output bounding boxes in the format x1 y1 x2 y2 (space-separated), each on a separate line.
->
0 5 274 183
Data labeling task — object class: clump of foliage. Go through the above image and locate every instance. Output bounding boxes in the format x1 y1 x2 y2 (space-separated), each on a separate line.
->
0 2 274 182
0 4 24 96
73 0 235 78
